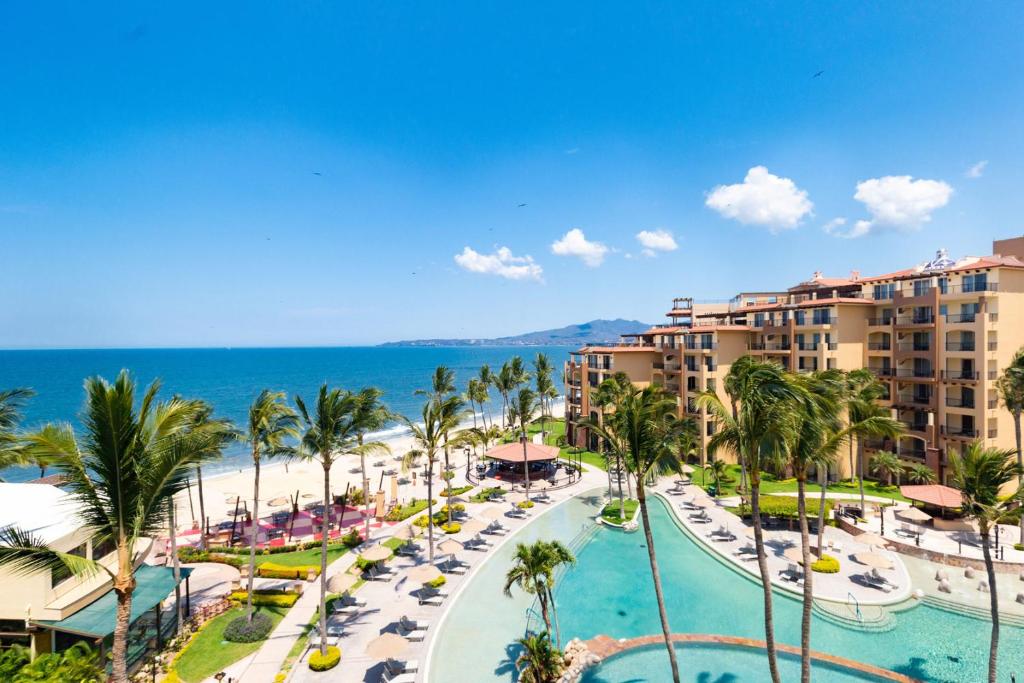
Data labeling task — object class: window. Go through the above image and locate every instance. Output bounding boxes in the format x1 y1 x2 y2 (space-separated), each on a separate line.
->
701 334 713 349
812 309 831 324
92 536 116 560
794 310 806 325
873 283 894 300
51 543 87 588
963 273 988 292
912 279 932 297
754 313 765 327
937 277 948 294
706 378 716 392
706 421 715 436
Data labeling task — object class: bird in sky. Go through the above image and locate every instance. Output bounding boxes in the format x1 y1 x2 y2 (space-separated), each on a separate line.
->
312 171 322 176
518 203 527 207
812 70 825 78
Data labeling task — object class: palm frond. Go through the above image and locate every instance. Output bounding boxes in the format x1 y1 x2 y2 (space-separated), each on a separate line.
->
0 525 109 580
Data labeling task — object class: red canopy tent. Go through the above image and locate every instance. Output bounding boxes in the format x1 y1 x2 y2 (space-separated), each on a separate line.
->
484 441 560 463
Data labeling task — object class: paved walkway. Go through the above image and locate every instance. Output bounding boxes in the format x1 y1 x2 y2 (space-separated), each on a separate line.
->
653 479 913 607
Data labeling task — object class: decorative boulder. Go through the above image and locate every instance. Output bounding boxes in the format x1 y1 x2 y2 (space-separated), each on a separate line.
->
978 579 990 593
965 566 976 579
935 569 948 581
912 588 925 599
938 579 952 593
1016 592 1024 605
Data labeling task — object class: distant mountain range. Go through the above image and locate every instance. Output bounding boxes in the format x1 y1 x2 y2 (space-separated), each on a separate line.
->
380 319 650 348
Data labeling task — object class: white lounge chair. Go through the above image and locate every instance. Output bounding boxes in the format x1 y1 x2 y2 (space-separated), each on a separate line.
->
380 672 416 683
418 587 449 606
780 563 804 584
386 658 418 674
861 572 893 593
689 509 711 523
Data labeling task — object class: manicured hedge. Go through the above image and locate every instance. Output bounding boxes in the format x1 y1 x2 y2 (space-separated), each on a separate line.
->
736 495 833 520
425 575 447 589
517 500 535 510
811 554 840 574
385 498 435 522
308 646 341 672
440 522 461 534
229 590 300 608
223 612 274 642
470 487 507 503
256 563 320 580
440 485 473 497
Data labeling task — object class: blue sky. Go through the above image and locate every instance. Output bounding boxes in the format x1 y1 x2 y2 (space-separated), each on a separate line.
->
1 3 1022 348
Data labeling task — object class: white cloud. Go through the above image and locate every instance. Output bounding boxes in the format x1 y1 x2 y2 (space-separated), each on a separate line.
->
822 217 872 240
550 228 609 267
852 175 953 236
705 166 813 232
454 246 543 281
635 229 678 255
965 160 988 179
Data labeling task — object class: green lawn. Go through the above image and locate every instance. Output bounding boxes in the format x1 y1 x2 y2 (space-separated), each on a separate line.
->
691 464 909 502
533 417 608 471
173 605 289 683
600 498 639 524
255 545 348 568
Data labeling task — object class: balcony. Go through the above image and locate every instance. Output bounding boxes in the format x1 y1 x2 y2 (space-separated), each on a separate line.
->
870 367 895 378
899 420 929 434
945 396 975 409
797 342 819 351
683 343 718 351
989 399 999 409
798 317 837 326
895 313 935 326
895 394 933 408
945 313 977 324
765 343 791 352
945 341 975 352
988 428 999 439
941 369 979 381
941 425 979 439
944 282 999 294
868 317 894 326
988 340 998 351
894 368 934 379
897 342 931 352
826 342 839 351
685 400 700 415
868 342 891 351
747 343 766 351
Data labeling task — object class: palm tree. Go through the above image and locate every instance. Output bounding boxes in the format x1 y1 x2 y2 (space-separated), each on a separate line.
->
0 372 232 682
514 631 564 683
352 388 392 538
294 385 387 657
508 387 540 502
949 442 1023 683
503 540 575 645
510 355 530 387
478 364 495 431
402 395 464 562
592 373 635 506
584 385 686 683
697 356 804 683
533 353 554 434
996 347 1024 543
704 458 729 499
241 390 299 622
904 462 937 484
495 362 518 429
418 367 458 523
869 450 903 486
844 369 891 513
0 388 33 472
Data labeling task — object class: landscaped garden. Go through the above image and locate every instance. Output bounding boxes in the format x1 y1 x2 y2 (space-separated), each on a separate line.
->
169 605 290 683
600 498 639 525
691 462 910 502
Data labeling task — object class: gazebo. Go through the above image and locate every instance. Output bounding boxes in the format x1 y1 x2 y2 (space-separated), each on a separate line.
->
899 484 963 510
483 441 560 482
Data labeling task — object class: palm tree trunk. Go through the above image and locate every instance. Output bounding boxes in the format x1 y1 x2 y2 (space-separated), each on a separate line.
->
319 461 330 657
445 445 454 524
1016 413 1023 545
196 465 207 551
797 475 813 683
848 440 855 486
361 450 371 541
247 454 260 621
637 480 680 683
981 525 999 683
538 589 552 635
815 464 828 557
426 455 435 562
857 442 866 516
548 586 563 648
616 455 625 518
110 553 135 683
521 430 531 504
168 499 184 634
751 480 782 683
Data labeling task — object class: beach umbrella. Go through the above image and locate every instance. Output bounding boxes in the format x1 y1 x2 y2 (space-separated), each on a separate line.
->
853 552 893 569
407 564 443 584
856 532 889 548
897 507 932 523
783 547 805 564
506 492 528 504
366 633 409 660
533 480 553 491
437 539 463 556
481 507 506 520
267 496 290 508
360 545 392 562
301 493 316 499
393 526 420 541
327 573 358 594
460 519 487 535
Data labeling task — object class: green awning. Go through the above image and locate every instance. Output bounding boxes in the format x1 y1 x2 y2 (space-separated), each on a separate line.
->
35 565 191 639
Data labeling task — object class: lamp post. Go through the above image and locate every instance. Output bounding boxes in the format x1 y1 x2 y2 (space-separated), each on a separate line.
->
520 432 531 503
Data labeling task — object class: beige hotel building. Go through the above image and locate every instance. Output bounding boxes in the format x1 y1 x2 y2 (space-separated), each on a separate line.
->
564 237 1024 485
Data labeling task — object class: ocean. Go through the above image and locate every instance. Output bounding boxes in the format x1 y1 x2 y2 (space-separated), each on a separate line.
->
0 346 571 483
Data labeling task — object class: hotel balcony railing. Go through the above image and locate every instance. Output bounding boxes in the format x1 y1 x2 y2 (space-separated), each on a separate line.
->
902 448 928 460
945 341 975 352
747 343 766 350
897 342 931 352
868 317 894 326
870 367 895 377
896 394 933 406
941 425 979 438
945 282 999 293
685 401 700 415
797 317 837 326
766 343 791 351
797 342 819 351
945 397 975 408
827 342 839 350
945 313 977 324
941 370 979 381
988 340 998 351
894 368 934 379
895 314 935 325
899 421 929 433
988 370 998 380
683 343 718 350
867 342 891 351
988 428 999 438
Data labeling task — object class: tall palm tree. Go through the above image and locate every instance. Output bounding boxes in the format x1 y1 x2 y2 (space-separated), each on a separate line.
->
844 369 890 513
241 390 299 622
294 385 387 657
0 372 233 682
950 442 1023 683
514 631 564 683
495 362 518 429
508 387 540 502
402 395 464 562
584 385 686 683
869 450 903 486
533 353 554 434
697 356 803 683
704 458 729 499
996 347 1024 543
593 373 635 505
904 462 937 484
510 355 530 387
352 388 392 538
418 367 457 523
0 388 33 472
503 540 575 645
478 365 495 431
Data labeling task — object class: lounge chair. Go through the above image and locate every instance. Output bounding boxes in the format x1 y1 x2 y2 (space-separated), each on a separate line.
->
363 564 393 582
508 506 527 518
689 509 711 523
780 563 804 584
709 524 736 541
380 672 416 683
438 558 470 574
465 535 492 552
680 499 701 510
860 572 893 593
895 522 918 539
386 658 419 675
533 491 551 503
334 594 366 609
396 542 421 557
397 616 428 640
418 587 449 606
733 544 757 560
869 568 898 589
483 520 508 535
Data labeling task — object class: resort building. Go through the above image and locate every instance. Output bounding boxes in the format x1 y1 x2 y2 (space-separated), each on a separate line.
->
0 482 187 667
565 238 1024 485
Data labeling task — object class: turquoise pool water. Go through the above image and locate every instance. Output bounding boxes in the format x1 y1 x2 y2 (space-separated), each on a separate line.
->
428 491 1024 682
581 643 893 683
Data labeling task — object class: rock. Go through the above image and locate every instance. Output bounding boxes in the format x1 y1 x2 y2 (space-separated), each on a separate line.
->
1016 592 1024 605
965 566 976 579
978 579 990 593
935 569 948 581
938 579 952 593
912 589 925 599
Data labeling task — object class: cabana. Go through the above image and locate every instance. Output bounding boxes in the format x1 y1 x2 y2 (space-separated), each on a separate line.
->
482 442 560 482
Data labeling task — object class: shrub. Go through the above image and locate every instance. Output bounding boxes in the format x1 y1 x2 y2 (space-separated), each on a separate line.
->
346 488 366 506
440 485 473 497
257 563 320 580
413 514 430 528
386 498 434 522
1015 543 1024 552
223 612 274 643
439 503 466 514
177 547 244 568
470 487 507 503
811 554 840 574
341 528 363 548
441 470 455 481
425 575 447 589
229 590 300 607
441 522 461 534
736 495 833 521
517 500 535 509
308 646 341 672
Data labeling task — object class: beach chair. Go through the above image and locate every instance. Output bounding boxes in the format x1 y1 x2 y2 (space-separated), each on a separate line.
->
780 563 804 584
380 671 416 683
418 587 449 606
438 559 468 575
483 521 508 535
386 658 419 675
861 572 893 593
710 525 736 542
733 544 757 560
533 491 552 504
396 542 421 557
508 506 527 518
363 564 393 582
869 568 898 589
689 509 711 523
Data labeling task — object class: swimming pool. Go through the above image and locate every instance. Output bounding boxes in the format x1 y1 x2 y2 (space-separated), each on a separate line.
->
428 490 1024 682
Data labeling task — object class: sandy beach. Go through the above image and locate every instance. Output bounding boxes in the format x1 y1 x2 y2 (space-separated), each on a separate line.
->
168 400 565 537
